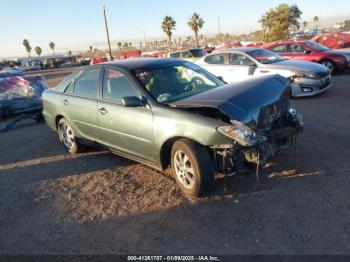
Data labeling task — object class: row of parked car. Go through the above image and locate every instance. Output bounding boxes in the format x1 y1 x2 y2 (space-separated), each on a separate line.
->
172 40 348 98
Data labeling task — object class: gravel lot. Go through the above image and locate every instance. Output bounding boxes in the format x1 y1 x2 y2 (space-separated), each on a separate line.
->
0 69 349 255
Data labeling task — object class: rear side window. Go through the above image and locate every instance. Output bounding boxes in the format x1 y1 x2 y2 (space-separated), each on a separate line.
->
204 54 225 64
102 68 139 103
74 69 100 98
57 69 81 92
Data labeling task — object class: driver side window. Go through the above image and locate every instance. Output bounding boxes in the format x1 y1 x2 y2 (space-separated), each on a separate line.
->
288 44 306 53
271 44 288 53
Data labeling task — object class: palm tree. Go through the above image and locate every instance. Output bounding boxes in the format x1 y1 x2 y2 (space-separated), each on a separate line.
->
68 50 72 56
49 42 56 58
188 13 204 47
303 21 308 32
117 42 122 50
22 39 32 61
161 16 176 48
313 16 319 29
35 46 42 57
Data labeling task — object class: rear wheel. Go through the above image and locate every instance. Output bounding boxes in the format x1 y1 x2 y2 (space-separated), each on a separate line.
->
57 118 82 154
171 139 214 197
320 59 336 73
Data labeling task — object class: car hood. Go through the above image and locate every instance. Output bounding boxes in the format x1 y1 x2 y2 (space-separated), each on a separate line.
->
324 49 350 56
263 59 328 73
169 75 291 130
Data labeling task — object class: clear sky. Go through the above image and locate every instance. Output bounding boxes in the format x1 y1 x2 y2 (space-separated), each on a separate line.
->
0 0 349 57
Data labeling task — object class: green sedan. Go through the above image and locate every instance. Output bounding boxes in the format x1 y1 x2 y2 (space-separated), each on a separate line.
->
42 58 303 197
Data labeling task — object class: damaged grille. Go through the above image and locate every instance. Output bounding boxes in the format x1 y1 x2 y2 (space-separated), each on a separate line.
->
257 98 289 130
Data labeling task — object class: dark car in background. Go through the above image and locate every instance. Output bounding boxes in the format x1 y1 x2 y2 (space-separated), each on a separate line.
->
42 58 303 197
263 40 350 73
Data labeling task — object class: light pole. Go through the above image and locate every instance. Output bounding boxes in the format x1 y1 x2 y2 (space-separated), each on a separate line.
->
217 17 221 37
103 5 113 60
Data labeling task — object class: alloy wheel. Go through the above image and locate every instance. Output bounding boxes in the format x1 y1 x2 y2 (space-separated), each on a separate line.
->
174 150 195 189
58 122 75 150
322 61 334 73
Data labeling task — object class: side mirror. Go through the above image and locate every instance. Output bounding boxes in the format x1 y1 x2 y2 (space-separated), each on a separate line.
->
121 96 146 107
304 50 312 54
217 76 225 81
248 64 257 75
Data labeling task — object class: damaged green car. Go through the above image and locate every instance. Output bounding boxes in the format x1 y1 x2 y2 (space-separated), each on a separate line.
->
42 59 303 197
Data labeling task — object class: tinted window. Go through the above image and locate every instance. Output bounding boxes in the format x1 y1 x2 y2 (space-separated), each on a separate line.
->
190 49 206 57
74 69 100 98
228 54 253 66
170 52 180 58
204 54 225 64
271 44 288 53
102 69 139 102
304 42 329 51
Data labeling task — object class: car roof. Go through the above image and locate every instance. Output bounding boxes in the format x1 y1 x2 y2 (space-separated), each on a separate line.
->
214 47 262 53
266 39 313 46
99 58 185 70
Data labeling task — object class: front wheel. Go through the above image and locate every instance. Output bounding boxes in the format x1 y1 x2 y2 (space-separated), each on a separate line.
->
171 139 214 197
57 118 83 154
320 59 336 74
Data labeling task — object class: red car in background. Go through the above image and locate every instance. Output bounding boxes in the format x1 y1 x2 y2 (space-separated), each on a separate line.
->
263 40 350 73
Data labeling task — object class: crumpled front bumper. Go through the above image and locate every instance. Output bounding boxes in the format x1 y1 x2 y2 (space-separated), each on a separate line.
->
212 109 303 173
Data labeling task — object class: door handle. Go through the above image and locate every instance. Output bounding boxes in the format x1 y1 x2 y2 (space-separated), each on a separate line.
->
260 70 270 73
98 107 108 115
63 99 70 105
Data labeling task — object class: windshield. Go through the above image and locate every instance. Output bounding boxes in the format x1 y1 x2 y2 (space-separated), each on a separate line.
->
247 49 287 64
133 62 225 104
190 49 207 57
304 42 330 51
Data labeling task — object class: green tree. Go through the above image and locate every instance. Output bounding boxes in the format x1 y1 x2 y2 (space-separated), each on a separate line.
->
117 42 122 50
259 4 302 41
161 16 176 48
35 46 42 57
68 50 72 56
123 42 129 49
22 39 32 61
188 13 204 47
49 42 56 58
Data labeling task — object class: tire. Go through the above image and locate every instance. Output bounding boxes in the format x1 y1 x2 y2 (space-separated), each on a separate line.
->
320 59 336 74
171 139 214 197
57 118 82 154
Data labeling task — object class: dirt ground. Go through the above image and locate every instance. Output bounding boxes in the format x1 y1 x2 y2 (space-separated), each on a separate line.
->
0 69 349 255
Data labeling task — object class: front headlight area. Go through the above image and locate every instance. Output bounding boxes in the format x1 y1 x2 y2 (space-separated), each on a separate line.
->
292 71 321 79
217 120 259 147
